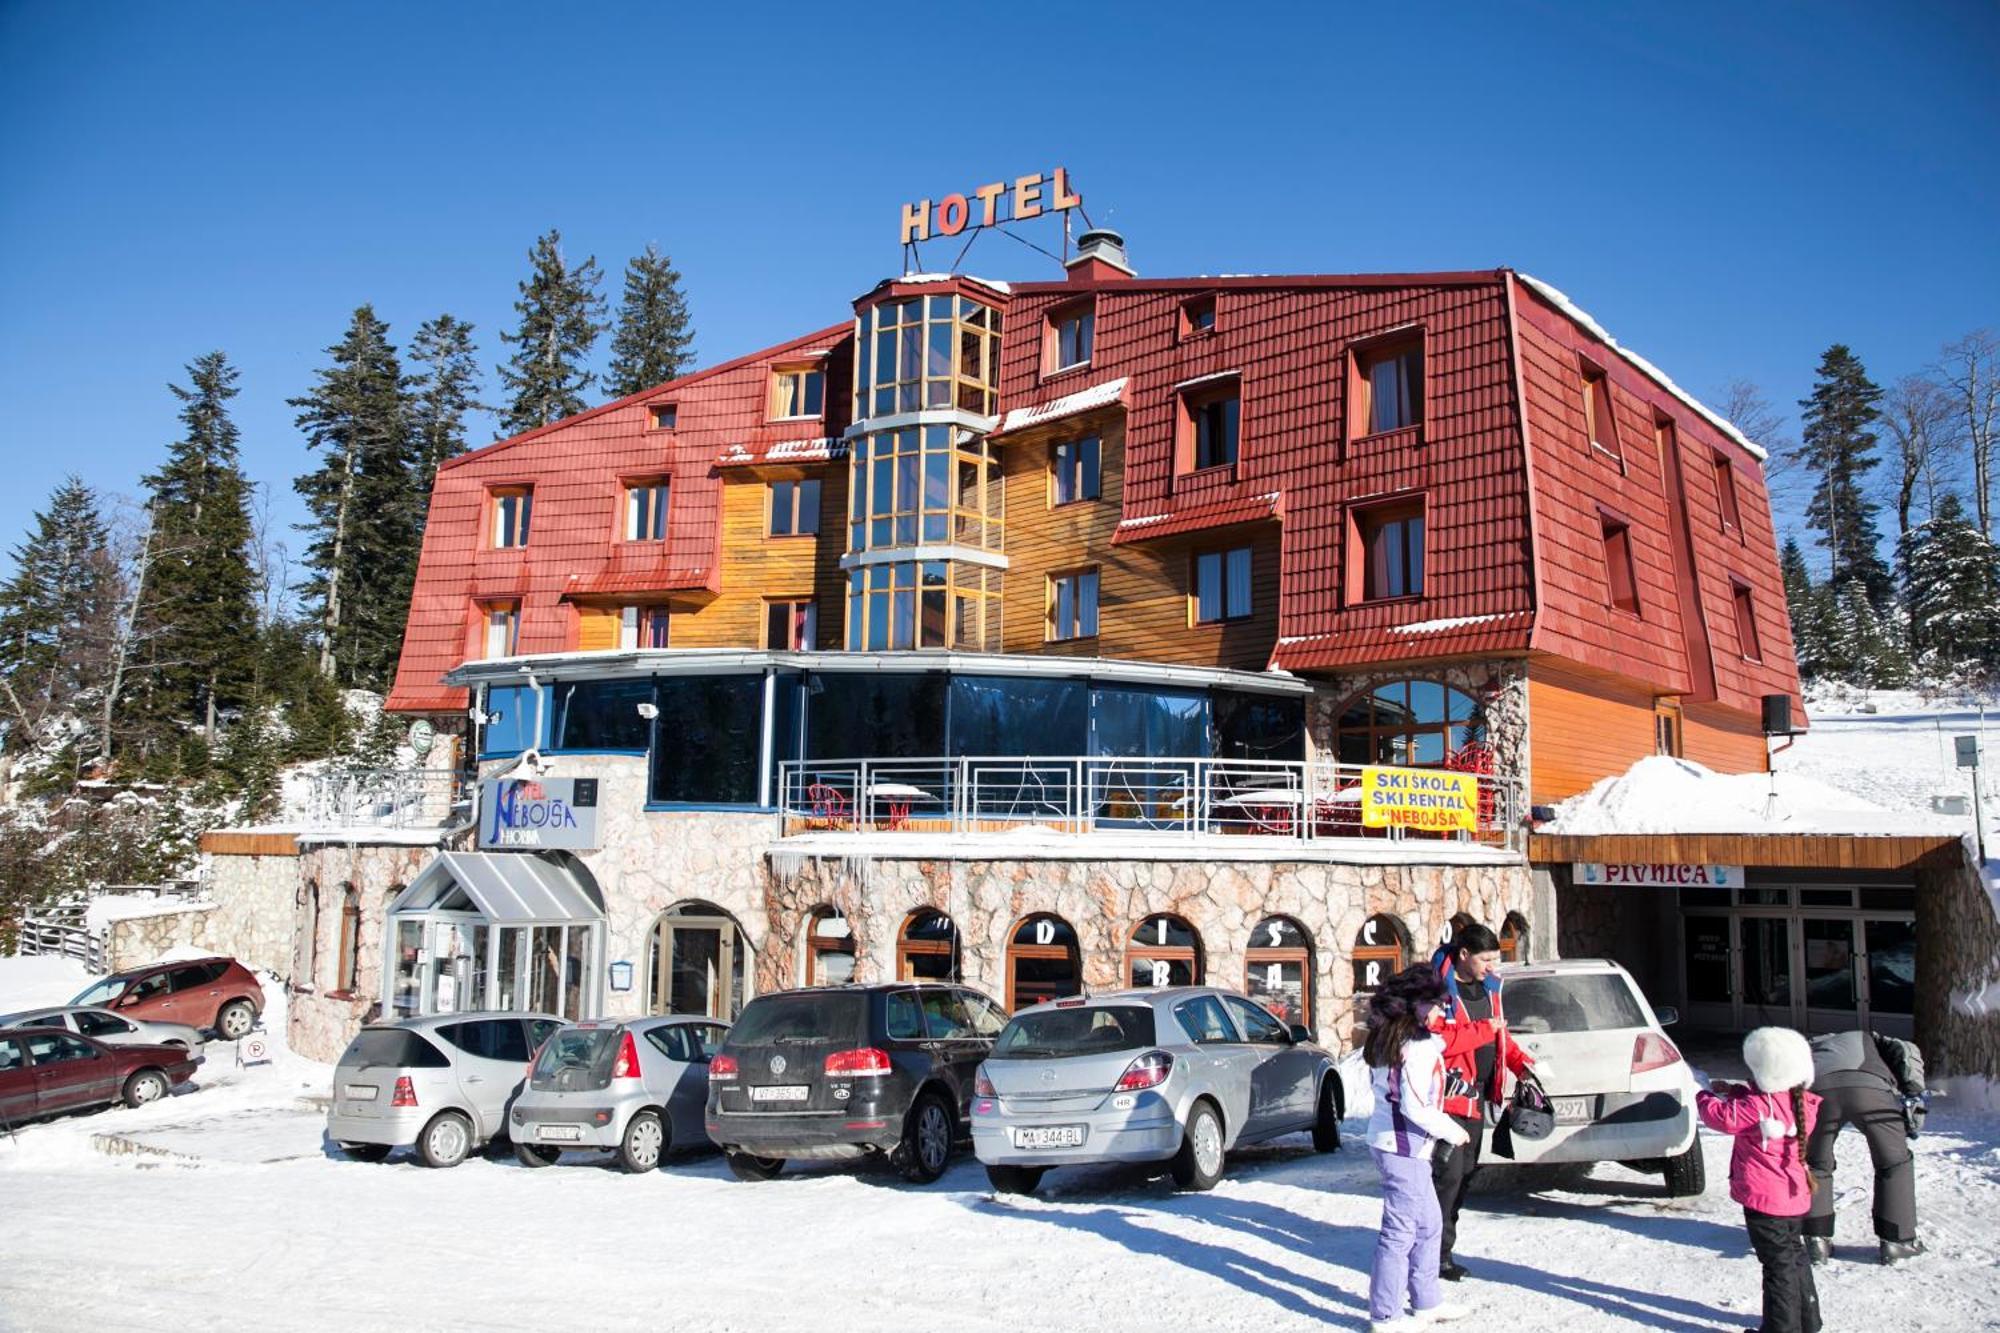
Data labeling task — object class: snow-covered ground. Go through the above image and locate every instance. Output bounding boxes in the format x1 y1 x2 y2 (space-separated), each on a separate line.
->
1779 685 2000 829
0 957 1994 1332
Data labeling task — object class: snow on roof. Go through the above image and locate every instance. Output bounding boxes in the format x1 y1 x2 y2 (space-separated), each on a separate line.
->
998 377 1128 434
1541 755 1962 837
1515 273 1768 462
85 894 212 933
717 436 848 467
1389 611 1529 636
1168 369 1241 393
893 272 1012 294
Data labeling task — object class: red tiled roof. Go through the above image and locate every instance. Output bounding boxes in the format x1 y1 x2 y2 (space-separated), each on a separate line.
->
1111 490 1283 545
715 436 849 469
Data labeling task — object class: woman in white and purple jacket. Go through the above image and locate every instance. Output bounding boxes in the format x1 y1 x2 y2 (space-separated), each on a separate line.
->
1362 965 1474 1333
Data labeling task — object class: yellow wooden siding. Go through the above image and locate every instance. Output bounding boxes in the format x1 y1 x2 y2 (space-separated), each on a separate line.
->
672 468 848 648
1682 700 1770 775
576 605 620 651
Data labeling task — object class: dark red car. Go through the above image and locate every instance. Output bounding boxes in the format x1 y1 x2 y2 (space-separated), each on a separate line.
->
0 1027 201 1124
70 956 263 1040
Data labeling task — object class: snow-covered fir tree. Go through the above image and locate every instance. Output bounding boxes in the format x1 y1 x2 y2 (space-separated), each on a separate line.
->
497 229 607 435
1778 537 1832 678
604 243 697 398
1792 344 1892 606
1825 579 1909 685
1899 491 2000 667
0 476 117 758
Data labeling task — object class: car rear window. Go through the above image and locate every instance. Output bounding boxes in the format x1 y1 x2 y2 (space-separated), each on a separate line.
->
1506 974 1649 1034
993 1005 1156 1058
341 1027 450 1069
533 1026 619 1080
727 993 866 1047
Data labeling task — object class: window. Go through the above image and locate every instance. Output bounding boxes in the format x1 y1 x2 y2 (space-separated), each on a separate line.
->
846 559 999 653
1732 579 1763 659
885 990 924 1040
1352 914 1412 993
338 888 361 992
769 479 821 537
439 1018 532 1063
626 480 669 542
648 674 765 806
1654 699 1684 757
0 1038 20 1072
919 989 974 1039
1715 454 1743 532
554 678 654 750
1047 568 1100 641
1179 294 1216 338
848 425 1003 553
492 488 532 548
856 293 1002 417
620 606 672 650
1581 363 1620 460
1128 915 1202 988
1601 516 1640 614
74 1011 133 1038
1172 995 1237 1044
1051 302 1093 371
29 1032 97 1064
648 403 678 430
1181 380 1240 472
803 907 856 986
1246 916 1312 1029
898 909 960 982
1353 499 1424 601
765 599 817 650
770 366 825 420
1352 339 1424 437
482 602 520 658
1193 547 1253 624
1225 994 1289 1044
1051 436 1101 505
1005 914 1081 1010
1334 680 1486 768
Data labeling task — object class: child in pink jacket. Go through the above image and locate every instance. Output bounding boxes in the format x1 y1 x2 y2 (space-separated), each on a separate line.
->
1697 1027 1824 1333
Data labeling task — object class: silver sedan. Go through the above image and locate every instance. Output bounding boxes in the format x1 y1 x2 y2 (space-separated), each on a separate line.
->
971 986 1342 1194
0 1005 206 1055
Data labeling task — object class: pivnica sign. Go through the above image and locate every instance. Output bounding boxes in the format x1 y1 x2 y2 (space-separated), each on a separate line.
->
480 777 600 851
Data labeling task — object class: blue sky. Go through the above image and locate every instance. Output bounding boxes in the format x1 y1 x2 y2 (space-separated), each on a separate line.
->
1 2 1995 588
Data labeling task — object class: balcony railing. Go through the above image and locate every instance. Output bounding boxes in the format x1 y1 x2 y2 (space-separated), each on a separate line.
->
302 768 466 831
777 756 1525 855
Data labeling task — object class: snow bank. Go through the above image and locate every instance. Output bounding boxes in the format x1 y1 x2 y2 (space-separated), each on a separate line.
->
1543 754 1962 836
83 893 207 933
0 955 92 1011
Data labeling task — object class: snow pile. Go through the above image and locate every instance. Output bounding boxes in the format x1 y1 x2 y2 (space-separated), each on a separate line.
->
1543 755 1962 836
83 892 209 933
0 954 92 1011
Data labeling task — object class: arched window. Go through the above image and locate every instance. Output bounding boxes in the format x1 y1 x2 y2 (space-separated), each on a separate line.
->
1246 916 1313 1028
1352 913 1413 994
1128 914 1202 989
1006 913 1081 1011
897 908 960 982
304 881 321 986
337 886 362 992
648 901 754 1019
1334 680 1486 768
1500 911 1531 964
802 906 856 986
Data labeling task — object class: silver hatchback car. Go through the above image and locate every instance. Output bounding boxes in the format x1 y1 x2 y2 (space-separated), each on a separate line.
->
0 1005 205 1056
972 987 1342 1194
326 1012 562 1168
509 1016 728 1173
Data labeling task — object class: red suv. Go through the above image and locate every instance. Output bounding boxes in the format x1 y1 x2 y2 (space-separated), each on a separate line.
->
0 1027 201 1123
70 957 263 1040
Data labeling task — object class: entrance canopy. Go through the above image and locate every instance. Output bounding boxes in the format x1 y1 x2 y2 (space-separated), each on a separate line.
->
392 851 604 924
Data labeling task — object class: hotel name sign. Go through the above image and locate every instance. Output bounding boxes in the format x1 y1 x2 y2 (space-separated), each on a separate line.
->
901 167 1082 245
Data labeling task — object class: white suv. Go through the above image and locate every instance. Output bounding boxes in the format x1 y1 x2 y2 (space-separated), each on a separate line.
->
1496 959 1704 1196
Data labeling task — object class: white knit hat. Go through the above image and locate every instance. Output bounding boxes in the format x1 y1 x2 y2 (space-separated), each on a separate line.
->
1743 1026 1815 1093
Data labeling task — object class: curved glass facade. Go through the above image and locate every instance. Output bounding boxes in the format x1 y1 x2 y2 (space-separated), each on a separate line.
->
853 293 1002 418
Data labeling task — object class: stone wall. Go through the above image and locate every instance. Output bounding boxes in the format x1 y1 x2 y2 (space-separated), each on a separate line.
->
288 840 448 1062
1917 839 2000 1082
104 904 218 972
204 852 301 976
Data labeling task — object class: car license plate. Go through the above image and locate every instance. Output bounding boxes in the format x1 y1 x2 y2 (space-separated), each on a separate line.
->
1014 1125 1085 1149
1553 1096 1592 1124
750 1085 810 1103
538 1124 584 1142
343 1084 377 1102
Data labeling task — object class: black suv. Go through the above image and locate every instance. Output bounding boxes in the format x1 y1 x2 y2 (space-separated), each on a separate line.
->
706 982 1006 1183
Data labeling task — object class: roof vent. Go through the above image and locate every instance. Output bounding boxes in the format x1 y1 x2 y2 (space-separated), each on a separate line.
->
1066 228 1135 279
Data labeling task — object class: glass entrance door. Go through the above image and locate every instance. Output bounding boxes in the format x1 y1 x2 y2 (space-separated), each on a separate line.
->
1739 917 1794 1029
1863 918 1917 1038
654 914 747 1019
1801 918 1861 1034
1681 914 1735 1030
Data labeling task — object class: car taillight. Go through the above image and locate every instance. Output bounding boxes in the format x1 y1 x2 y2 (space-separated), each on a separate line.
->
975 1069 996 1097
709 1053 738 1080
391 1075 418 1108
1632 1032 1682 1074
824 1047 893 1076
1115 1051 1173 1091
612 1031 641 1080
526 1040 545 1083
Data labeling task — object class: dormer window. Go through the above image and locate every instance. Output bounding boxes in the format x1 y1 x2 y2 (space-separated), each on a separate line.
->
1350 337 1424 438
1177 378 1241 474
625 480 669 542
648 403 678 430
1050 302 1094 372
492 488 532 548
1179 294 1217 339
1582 362 1621 461
770 366 824 420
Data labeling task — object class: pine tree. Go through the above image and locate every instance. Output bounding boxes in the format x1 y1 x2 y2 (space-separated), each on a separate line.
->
1899 492 2000 667
0 477 117 754
604 243 697 397
1792 345 1891 606
1826 580 1909 686
497 229 607 435
1779 536 1829 678
136 352 261 746
408 314 486 492
291 306 422 690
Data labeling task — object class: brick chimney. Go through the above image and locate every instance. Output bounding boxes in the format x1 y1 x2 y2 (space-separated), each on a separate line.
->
1063 228 1134 282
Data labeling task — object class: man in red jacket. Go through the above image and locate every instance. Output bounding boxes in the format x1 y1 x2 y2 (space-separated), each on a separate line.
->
1425 920 1536 1281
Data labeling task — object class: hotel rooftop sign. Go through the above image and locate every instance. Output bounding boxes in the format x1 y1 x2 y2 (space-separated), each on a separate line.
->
901 167 1082 245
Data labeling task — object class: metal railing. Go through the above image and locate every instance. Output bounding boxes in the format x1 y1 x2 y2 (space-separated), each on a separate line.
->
14 882 201 974
302 768 465 831
777 755 1525 854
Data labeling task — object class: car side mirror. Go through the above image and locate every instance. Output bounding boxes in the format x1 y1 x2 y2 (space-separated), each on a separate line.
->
1654 1006 1679 1028
1289 1025 1312 1044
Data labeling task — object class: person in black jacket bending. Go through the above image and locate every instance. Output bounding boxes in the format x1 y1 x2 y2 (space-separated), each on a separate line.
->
1804 1029 1927 1265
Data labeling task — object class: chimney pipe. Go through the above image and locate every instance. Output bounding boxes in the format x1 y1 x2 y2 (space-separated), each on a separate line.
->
1065 228 1134 280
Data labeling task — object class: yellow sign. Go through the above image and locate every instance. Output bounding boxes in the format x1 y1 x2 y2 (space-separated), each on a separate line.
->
1359 766 1480 833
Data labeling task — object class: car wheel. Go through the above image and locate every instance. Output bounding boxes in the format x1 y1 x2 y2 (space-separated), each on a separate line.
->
985 1164 1046 1195
896 1092 955 1184
1311 1077 1342 1153
418 1111 474 1169
618 1110 667 1174
337 1142 393 1163
215 1000 256 1041
121 1069 169 1108
1170 1099 1226 1191
1663 1140 1707 1197
724 1150 785 1181
514 1142 561 1168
